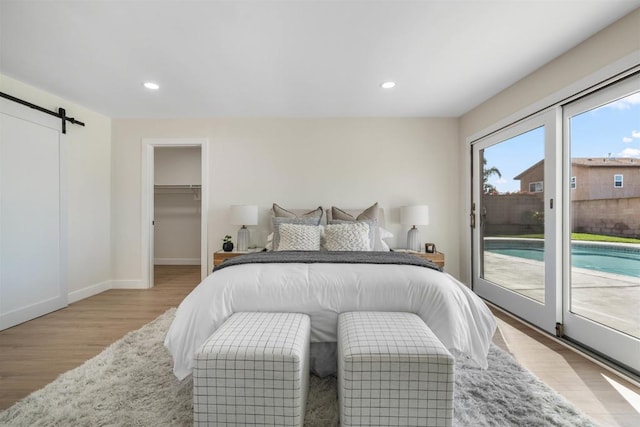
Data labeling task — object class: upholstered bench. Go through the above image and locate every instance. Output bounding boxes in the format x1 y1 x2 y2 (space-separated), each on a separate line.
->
193 312 311 427
338 311 455 427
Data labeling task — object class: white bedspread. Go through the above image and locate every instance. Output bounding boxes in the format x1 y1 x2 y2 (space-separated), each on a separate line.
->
165 262 497 380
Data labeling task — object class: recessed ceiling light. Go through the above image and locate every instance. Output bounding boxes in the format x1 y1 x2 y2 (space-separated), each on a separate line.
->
143 82 159 90
381 81 396 89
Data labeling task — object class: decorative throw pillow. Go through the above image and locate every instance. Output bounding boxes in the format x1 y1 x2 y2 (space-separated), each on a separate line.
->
272 217 322 250
331 202 378 222
328 219 377 250
276 223 321 251
273 203 323 223
330 203 387 250
323 222 371 251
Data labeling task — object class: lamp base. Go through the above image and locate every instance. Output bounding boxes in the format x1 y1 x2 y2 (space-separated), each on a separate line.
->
407 226 420 252
237 226 250 252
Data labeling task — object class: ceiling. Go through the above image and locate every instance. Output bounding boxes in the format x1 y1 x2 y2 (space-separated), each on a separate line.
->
1 1 638 118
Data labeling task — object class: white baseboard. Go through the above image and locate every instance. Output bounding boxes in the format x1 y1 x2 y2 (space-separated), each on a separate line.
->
154 258 201 265
0 296 67 331
68 280 112 304
67 279 149 304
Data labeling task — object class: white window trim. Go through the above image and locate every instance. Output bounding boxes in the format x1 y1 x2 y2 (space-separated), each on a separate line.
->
529 181 544 193
614 174 623 188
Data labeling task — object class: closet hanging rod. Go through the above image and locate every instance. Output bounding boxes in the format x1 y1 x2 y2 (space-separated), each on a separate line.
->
0 91 85 134
154 184 202 189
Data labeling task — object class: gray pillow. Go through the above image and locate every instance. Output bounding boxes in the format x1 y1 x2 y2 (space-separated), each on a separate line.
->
331 202 378 222
273 203 323 221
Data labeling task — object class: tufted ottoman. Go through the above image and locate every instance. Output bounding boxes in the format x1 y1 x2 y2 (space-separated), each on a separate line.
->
338 311 454 427
193 312 311 426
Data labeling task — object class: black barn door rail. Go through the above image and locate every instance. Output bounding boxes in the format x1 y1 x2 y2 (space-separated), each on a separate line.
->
0 91 85 134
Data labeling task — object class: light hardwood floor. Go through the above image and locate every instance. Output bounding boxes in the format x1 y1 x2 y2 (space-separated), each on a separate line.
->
0 265 200 409
1 265 639 426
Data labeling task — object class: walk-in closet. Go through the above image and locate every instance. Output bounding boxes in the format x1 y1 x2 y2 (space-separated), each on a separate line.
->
153 146 202 272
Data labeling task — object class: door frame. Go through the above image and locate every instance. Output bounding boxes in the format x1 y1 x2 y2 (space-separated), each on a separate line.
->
471 109 561 334
561 75 640 373
141 138 209 287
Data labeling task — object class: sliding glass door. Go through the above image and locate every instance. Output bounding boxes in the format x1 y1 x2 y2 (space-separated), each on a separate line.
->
472 110 560 334
472 73 639 374
562 76 640 373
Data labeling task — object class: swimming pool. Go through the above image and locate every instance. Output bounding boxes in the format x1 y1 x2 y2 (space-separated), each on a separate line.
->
485 239 640 278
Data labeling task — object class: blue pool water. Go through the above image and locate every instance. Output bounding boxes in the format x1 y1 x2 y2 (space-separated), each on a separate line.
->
488 246 640 278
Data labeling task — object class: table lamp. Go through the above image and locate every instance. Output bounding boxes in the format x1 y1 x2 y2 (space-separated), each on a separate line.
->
400 205 429 252
230 205 258 251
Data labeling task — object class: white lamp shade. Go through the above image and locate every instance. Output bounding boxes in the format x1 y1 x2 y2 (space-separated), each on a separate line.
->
230 205 258 226
400 205 429 226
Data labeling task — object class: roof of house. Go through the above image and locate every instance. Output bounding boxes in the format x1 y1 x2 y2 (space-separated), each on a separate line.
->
513 159 544 180
514 157 640 180
571 157 640 167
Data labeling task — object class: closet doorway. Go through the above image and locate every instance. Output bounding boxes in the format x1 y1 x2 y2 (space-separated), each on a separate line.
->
141 139 209 287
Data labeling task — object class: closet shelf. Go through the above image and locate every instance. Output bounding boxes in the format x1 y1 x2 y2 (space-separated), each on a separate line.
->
154 184 202 200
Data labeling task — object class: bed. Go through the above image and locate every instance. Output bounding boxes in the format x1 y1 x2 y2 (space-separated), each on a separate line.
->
164 204 497 380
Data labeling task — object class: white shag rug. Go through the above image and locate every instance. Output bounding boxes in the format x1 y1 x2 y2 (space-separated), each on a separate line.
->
0 309 597 427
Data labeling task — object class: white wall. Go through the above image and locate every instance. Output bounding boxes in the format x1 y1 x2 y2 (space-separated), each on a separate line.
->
154 146 202 264
154 146 201 185
0 74 112 301
111 118 461 281
458 9 640 284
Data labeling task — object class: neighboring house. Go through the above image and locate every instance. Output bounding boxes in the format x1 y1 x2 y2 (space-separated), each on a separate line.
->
513 159 545 195
570 157 640 200
514 157 640 199
513 157 640 237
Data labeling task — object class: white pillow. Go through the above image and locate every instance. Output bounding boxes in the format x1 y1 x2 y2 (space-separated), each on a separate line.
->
379 227 393 240
377 227 393 251
272 217 322 250
323 222 371 251
276 223 321 251
328 219 377 250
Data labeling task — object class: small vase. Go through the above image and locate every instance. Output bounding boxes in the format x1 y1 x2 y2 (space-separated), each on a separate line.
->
222 242 233 252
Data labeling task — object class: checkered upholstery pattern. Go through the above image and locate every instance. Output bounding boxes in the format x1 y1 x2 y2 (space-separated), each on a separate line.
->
194 312 311 426
338 312 454 427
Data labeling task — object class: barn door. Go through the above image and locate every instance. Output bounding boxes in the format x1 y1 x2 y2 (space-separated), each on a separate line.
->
0 99 67 330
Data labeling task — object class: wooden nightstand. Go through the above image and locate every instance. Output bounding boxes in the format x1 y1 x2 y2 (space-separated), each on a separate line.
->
213 251 247 267
213 250 264 267
395 250 445 268
415 251 445 268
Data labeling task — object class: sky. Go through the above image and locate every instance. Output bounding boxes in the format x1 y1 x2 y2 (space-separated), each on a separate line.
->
484 91 640 193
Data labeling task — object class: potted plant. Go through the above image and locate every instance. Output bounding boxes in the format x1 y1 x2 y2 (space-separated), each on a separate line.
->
222 235 234 252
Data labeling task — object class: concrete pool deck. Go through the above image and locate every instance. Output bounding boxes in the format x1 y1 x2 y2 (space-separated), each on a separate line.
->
483 252 640 338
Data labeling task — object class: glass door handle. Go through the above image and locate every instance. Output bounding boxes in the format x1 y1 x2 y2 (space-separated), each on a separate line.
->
470 202 476 228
